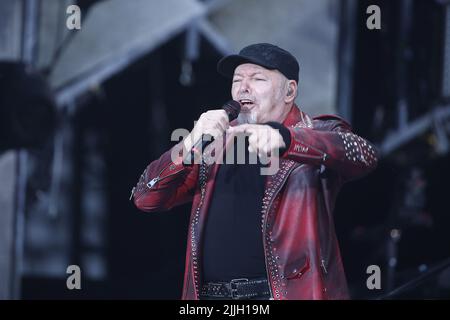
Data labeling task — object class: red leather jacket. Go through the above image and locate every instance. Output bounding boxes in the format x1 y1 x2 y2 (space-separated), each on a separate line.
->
133 105 378 300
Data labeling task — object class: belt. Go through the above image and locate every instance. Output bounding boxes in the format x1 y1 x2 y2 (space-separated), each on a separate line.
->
200 278 270 300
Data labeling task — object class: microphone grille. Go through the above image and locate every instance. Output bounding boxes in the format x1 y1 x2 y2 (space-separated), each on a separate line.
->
223 100 241 121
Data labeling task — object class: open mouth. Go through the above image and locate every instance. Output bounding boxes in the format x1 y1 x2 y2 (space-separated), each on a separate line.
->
239 99 255 111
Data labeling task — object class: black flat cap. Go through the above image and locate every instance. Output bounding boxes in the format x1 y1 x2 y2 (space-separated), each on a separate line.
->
217 43 299 82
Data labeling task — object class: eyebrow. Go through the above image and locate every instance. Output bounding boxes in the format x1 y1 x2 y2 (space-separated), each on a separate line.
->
233 72 266 78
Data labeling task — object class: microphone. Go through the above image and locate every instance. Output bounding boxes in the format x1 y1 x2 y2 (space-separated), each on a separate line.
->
183 100 241 165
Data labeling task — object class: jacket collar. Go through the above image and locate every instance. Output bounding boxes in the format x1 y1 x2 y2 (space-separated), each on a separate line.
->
282 104 313 128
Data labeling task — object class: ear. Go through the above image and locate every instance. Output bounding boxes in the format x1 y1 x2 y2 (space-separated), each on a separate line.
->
285 80 297 103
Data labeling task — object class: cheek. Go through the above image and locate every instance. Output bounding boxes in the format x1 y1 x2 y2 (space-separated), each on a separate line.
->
254 87 270 102
231 86 238 98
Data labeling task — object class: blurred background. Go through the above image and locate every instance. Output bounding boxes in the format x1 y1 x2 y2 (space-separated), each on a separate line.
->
0 0 449 299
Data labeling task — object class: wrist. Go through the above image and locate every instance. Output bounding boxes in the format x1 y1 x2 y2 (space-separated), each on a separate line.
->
264 121 292 156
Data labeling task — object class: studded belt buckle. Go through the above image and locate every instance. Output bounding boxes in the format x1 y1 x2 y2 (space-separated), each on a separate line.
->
230 278 248 299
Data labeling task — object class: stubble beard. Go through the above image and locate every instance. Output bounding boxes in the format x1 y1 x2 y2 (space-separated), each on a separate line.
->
237 111 258 124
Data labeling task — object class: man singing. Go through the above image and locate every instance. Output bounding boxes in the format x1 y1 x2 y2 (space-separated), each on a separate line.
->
132 43 378 300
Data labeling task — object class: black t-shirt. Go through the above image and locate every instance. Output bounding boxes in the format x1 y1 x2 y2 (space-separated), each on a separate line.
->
201 122 291 282
201 137 267 282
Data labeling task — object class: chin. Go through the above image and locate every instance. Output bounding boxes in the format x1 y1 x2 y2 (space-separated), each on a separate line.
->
237 112 258 124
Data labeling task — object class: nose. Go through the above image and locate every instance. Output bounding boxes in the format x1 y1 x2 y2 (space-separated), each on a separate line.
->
238 79 251 94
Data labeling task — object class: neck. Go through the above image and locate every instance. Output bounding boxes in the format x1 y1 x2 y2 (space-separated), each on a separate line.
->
277 103 294 123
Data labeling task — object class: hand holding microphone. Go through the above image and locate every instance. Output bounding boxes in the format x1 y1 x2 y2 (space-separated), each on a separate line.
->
183 100 240 165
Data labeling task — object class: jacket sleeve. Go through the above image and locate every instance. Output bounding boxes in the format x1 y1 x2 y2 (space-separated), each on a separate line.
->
282 116 378 181
132 141 199 212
